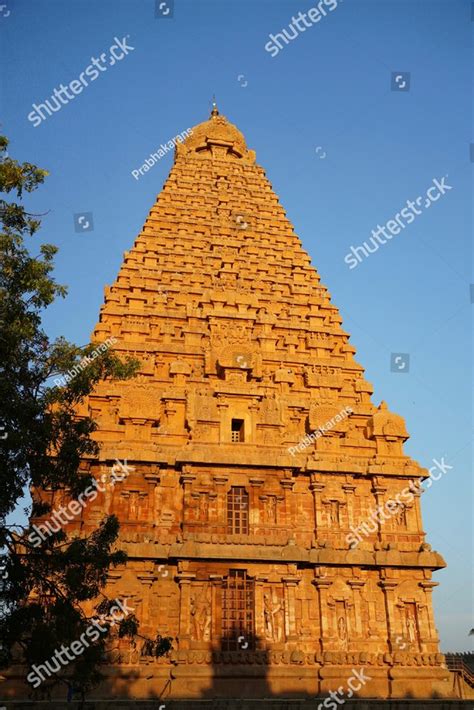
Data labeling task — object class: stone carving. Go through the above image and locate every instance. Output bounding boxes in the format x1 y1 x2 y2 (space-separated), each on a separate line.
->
266 496 277 524
190 586 212 642
198 494 209 522
395 505 408 527
38 105 449 701
405 609 418 644
337 615 347 641
263 592 283 643
330 501 340 525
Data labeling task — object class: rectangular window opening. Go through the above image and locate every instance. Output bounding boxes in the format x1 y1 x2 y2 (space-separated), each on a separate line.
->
231 418 244 443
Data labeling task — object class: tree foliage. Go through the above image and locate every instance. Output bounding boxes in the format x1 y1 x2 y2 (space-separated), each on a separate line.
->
0 136 171 700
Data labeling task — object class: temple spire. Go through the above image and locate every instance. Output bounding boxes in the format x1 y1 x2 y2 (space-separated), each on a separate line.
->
210 95 219 117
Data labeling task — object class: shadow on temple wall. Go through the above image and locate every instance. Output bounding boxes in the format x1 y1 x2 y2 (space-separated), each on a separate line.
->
14 633 463 706
200 631 274 700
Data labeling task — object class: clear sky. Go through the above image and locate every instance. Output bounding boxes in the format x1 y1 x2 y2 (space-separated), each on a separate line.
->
1 0 472 652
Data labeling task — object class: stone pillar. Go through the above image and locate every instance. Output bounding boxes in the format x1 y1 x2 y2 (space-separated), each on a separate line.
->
372 477 387 543
280 478 295 532
248 400 259 442
254 576 268 643
312 578 332 652
249 477 264 529
176 573 196 649
419 580 439 645
342 483 356 531
180 472 196 529
309 476 325 538
209 574 223 644
282 576 300 642
213 475 228 532
347 579 365 637
136 573 156 625
144 472 160 525
378 579 398 651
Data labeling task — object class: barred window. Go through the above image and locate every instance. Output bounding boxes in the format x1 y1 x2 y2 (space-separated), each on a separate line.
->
231 418 244 442
227 486 249 535
221 569 254 651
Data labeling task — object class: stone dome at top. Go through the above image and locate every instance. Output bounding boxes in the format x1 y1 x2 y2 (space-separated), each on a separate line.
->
176 104 255 163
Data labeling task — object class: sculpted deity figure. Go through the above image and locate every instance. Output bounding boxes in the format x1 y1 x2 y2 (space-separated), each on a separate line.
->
337 615 347 640
406 612 417 643
266 496 277 524
263 592 283 642
191 586 212 641
395 504 407 527
330 501 340 525
199 493 209 521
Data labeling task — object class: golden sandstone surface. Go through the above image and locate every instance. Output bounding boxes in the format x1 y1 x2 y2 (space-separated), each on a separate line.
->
32 107 452 700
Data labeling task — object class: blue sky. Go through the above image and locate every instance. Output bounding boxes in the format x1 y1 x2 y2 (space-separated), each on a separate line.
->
1 0 472 651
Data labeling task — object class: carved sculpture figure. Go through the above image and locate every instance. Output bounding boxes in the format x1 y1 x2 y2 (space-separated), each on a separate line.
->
406 613 417 643
337 615 347 640
191 586 212 641
266 496 277 524
264 592 283 642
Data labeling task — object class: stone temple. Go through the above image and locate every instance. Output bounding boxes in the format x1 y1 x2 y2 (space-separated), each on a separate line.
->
45 106 452 700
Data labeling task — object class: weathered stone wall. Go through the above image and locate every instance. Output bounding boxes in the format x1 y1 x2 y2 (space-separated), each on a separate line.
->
20 108 450 700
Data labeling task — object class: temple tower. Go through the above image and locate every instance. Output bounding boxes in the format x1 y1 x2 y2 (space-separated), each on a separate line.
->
68 106 449 699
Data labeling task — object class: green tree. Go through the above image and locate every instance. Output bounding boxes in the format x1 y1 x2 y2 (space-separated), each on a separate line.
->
0 136 171 702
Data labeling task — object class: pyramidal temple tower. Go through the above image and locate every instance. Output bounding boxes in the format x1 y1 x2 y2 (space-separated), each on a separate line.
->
73 106 449 699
